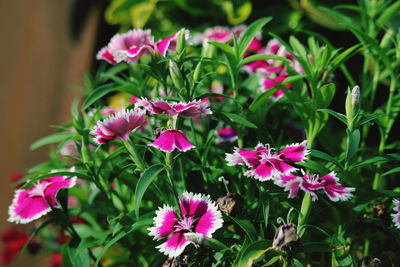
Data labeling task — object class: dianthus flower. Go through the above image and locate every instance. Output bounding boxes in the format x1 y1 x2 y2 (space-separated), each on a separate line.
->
136 98 212 118
148 192 223 258
148 129 195 153
97 28 189 64
225 141 309 181
1 228 36 264
91 109 146 144
275 171 355 201
8 171 77 224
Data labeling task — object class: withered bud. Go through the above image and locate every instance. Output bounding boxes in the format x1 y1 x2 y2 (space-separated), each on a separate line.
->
216 193 244 216
358 256 382 267
153 127 168 139
162 255 189 267
273 223 299 252
372 203 386 217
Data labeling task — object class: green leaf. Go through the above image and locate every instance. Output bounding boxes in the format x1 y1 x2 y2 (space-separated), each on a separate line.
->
208 41 234 56
346 129 360 162
310 149 343 171
382 166 400 177
264 256 281 266
313 83 336 108
30 133 71 150
238 17 272 59
359 113 385 126
248 88 278 112
377 1 400 27
230 217 258 242
82 84 134 111
238 240 273 267
262 200 270 231
318 108 347 125
299 242 331 253
223 112 258 128
134 164 166 219
94 218 153 267
61 244 74 267
239 54 291 67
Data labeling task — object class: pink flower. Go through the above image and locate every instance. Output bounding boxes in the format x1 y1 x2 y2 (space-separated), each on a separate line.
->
97 29 154 64
8 171 77 224
275 171 354 201
193 26 233 44
136 98 212 118
225 141 309 181
148 192 223 258
149 130 194 153
318 172 355 201
261 72 291 101
215 127 237 144
1 228 35 265
91 109 146 144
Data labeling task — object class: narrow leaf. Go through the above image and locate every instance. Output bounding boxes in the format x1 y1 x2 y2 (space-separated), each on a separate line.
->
346 129 360 162
238 17 272 59
134 164 166 219
30 133 71 150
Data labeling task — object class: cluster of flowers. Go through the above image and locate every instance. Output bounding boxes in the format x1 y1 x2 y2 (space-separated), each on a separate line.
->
226 141 355 201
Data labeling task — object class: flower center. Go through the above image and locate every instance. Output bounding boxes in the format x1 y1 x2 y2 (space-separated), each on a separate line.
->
174 216 195 232
28 181 50 197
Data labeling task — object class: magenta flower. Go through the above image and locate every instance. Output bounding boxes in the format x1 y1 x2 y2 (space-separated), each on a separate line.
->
136 98 212 118
8 172 77 224
318 172 355 201
392 199 400 230
148 192 223 258
97 29 154 64
91 109 146 144
215 126 237 144
275 170 354 201
260 72 291 101
225 141 309 181
149 130 194 153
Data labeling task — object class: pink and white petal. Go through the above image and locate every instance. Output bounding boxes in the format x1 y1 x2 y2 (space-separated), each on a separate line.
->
393 199 400 212
238 149 261 167
278 141 309 162
391 213 400 230
96 47 117 65
148 204 177 240
322 184 355 202
225 148 245 166
113 44 154 64
156 232 190 258
194 199 223 237
148 130 176 152
268 158 296 174
245 164 274 181
173 131 195 152
283 176 302 198
44 177 77 206
8 189 51 224
179 192 210 217
274 173 297 187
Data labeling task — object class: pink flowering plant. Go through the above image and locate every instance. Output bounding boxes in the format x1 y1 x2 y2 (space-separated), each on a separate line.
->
5 1 400 265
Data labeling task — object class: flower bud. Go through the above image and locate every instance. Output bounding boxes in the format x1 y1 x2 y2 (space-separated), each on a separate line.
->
176 30 186 56
162 255 189 267
169 60 184 90
193 59 203 82
345 85 360 131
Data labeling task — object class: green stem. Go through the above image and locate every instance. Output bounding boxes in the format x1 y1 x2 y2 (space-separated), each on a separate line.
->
124 139 147 172
363 238 370 257
166 152 182 217
297 193 312 232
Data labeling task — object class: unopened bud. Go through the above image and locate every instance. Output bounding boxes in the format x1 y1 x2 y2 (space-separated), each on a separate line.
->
193 59 203 82
184 233 206 245
351 85 360 106
169 60 184 90
176 30 186 56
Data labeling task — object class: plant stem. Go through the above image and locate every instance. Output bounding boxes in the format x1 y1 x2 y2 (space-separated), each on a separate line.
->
165 152 182 217
124 139 147 172
297 192 312 232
